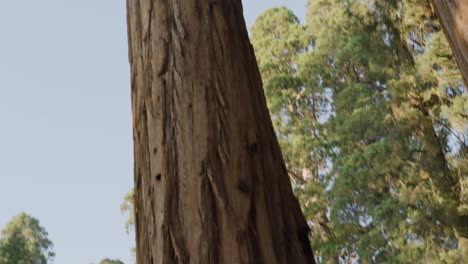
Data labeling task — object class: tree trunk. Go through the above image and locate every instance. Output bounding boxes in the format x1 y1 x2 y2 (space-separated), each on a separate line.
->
126 1 315 263
431 0 468 85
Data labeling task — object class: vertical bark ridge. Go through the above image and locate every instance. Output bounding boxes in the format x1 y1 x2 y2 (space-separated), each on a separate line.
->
127 0 316 263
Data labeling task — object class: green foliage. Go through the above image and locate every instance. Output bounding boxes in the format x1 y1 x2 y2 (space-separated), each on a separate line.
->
121 190 136 263
0 212 54 264
99 258 125 264
251 0 467 263
121 190 135 235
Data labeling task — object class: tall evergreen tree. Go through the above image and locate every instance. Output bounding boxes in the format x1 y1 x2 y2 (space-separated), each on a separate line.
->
251 1 467 262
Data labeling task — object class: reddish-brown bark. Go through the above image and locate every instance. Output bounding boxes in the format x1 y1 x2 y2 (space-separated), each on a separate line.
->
126 1 315 263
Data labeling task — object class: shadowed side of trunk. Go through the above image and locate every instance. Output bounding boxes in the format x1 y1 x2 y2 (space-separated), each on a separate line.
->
126 0 315 263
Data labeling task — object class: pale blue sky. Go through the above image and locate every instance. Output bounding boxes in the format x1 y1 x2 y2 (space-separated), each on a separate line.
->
0 1 306 263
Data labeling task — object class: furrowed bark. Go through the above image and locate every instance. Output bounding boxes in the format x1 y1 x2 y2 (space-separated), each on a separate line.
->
431 0 468 85
126 1 315 263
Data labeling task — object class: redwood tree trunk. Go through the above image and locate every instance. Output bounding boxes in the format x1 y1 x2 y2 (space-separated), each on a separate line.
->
431 0 468 85
126 1 315 263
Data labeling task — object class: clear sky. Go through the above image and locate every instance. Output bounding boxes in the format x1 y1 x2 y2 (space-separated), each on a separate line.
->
0 1 306 263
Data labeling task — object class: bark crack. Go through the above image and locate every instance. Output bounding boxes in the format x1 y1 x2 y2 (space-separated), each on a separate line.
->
206 167 228 210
